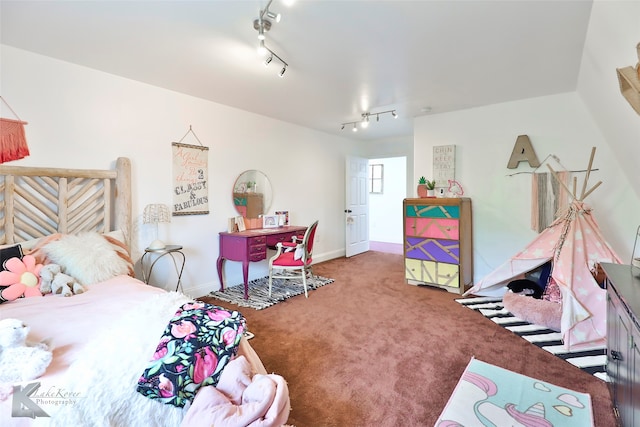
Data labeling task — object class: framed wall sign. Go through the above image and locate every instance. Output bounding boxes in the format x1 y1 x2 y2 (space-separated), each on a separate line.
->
433 145 456 188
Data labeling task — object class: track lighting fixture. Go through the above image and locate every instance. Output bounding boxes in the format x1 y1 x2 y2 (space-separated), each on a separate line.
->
252 0 290 77
340 110 398 131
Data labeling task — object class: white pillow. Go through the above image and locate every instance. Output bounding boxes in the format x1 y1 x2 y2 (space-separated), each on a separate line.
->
43 232 132 285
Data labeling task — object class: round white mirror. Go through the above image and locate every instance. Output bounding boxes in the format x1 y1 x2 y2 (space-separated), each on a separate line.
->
232 170 272 218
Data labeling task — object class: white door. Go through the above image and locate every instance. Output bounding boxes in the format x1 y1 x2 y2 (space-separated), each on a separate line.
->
345 156 369 257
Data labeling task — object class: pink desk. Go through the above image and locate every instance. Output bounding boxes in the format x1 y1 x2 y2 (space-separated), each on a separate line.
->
217 225 307 299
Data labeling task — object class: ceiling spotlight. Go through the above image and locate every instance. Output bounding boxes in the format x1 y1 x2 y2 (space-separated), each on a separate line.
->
361 115 369 128
264 55 273 66
266 11 281 23
352 123 358 132
341 124 345 130
392 110 398 118
279 66 287 77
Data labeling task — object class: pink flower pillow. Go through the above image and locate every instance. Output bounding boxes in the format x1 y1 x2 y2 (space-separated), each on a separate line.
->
0 255 43 301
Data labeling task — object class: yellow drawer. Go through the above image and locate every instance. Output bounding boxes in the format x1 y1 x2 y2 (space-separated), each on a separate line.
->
405 259 459 288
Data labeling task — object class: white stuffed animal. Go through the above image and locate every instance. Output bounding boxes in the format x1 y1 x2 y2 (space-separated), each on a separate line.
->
39 263 86 297
0 318 52 385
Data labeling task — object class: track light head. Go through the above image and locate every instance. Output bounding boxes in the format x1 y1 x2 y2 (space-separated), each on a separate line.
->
352 123 358 132
279 66 287 77
392 110 398 118
361 114 369 128
265 55 273 66
341 124 345 130
266 10 281 23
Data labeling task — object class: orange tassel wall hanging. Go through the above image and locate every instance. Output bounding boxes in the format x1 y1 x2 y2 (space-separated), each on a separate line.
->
0 96 30 163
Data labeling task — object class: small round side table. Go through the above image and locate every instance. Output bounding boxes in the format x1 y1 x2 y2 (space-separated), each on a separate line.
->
141 244 185 292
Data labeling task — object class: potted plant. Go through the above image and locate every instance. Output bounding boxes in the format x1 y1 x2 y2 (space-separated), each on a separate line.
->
425 179 436 197
417 176 436 197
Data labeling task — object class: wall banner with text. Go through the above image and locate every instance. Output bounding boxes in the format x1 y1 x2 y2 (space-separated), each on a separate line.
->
172 142 209 216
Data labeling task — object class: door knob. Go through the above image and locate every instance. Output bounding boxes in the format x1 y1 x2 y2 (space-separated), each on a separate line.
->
344 209 352 213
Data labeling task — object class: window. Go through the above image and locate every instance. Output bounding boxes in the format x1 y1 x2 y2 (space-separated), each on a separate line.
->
369 163 383 194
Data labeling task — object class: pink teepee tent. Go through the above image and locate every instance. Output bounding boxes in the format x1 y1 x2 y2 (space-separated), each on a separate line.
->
466 148 621 351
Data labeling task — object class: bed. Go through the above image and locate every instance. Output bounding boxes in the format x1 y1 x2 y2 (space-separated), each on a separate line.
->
0 158 290 426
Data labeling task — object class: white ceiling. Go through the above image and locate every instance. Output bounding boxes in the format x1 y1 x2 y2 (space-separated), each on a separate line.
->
0 0 593 141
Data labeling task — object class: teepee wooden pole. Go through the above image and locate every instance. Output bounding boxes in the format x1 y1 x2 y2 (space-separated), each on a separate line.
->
579 147 597 200
547 164 575 200
581 181 603 201
572 176 577 199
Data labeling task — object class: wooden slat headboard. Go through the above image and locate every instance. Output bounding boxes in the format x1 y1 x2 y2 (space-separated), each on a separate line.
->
0 157 132 249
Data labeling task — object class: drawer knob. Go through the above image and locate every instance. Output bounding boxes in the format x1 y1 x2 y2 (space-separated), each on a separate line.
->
610 350 623 361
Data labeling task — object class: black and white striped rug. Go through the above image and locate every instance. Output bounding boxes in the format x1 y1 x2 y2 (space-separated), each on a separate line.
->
456 296 608 381
207 275 334 310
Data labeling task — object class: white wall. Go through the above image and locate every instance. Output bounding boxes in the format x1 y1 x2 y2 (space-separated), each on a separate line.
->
369 157 406 244
413 0 640 284
1 46 359 297
414 92 640 282
577 0 640 199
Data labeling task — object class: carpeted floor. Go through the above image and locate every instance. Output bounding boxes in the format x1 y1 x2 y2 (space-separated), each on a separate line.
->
198 251 617 427
206 274 334 310
455 296 608 380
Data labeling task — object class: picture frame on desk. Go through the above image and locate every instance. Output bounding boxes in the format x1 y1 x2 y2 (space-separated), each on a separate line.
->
235 215 246 232
263 214 279 228
275 210 289 226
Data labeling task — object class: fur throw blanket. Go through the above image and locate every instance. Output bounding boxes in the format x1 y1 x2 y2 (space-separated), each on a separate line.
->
52 292 193 426
502 291 562 332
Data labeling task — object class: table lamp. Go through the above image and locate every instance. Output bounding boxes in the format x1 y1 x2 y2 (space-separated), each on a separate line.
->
143 203 171 249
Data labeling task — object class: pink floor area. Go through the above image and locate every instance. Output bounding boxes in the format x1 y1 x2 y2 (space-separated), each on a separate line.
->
369 241 403 254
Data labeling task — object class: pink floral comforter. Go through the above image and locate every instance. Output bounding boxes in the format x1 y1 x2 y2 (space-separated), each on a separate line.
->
137 301 246 407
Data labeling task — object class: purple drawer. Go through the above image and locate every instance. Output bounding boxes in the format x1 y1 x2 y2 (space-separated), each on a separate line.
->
267 232 299 247
405 236 460 264
249 236 266 245
249 252 266 262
